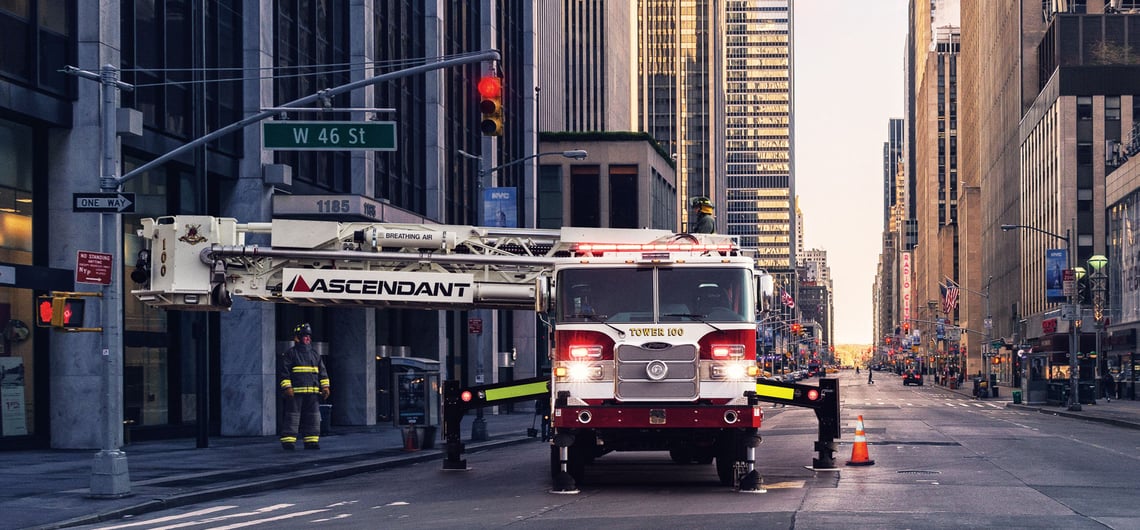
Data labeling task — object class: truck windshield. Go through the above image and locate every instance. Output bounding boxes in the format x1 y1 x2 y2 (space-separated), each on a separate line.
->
557 266 752 323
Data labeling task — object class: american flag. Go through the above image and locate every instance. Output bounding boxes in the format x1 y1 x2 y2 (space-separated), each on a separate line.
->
781 289 795 309
941 280 959 314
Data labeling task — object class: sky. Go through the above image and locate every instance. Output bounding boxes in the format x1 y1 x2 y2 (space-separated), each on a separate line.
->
793 0 908 345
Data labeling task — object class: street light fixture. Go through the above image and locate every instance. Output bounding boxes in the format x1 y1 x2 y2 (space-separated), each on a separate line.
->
1000 221 1082 411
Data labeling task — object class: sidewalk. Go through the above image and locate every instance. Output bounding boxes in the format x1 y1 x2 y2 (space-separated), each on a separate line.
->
6 411 540 530
919 371 1140 430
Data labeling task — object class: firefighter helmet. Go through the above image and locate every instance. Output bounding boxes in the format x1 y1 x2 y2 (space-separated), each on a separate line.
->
293 322 312 337
690 196 714 215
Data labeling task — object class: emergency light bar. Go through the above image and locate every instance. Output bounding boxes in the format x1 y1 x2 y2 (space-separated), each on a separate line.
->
574 242 735 253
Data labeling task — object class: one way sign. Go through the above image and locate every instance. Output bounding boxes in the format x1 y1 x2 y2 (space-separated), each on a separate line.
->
73 193 135 213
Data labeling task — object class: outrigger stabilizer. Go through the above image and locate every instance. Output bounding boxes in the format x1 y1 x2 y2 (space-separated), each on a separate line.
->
441 377 550 471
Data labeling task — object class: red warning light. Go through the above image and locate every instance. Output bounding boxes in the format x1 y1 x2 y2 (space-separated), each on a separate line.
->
807 389 820 401
460 390 473 402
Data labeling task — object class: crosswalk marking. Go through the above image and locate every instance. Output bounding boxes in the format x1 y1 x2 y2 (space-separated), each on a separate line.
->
94 506 238 529
205 509 329 530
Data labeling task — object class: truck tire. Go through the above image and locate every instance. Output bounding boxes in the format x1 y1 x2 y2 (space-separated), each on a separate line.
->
715 433 744 486
669 447 694 464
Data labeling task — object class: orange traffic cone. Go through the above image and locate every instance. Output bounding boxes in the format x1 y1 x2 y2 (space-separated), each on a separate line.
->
846 415 875 466
402 426 420 452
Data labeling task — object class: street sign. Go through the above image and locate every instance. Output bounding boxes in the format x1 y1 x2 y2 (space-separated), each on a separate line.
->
76 250 113 285
468 318 483 334
1062 268 1075 297
72 193 135 213
1061 303 1078 321
262 121 397 151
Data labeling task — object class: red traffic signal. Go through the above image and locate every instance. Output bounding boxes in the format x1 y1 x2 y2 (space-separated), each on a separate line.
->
477 76 502 99
477 76 504 136
36 295 86 329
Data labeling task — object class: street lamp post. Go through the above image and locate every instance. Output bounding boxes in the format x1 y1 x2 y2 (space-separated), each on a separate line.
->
1088 254 1108 399
1001 220 1082 411
458 148 587 441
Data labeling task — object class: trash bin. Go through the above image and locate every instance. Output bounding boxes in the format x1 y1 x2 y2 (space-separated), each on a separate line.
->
992 386 999 398
319 403 332 436
418 425 437 449
1012 389 1022 404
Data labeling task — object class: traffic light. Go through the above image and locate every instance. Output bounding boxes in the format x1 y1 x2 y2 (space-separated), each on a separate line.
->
36 295 86 329
903 322 910 334
477 76 503 136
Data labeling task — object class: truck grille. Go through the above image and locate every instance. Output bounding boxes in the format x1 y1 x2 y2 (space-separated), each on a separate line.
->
614 343 698 401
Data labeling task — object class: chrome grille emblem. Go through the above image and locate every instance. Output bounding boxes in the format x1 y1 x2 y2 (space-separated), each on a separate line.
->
646 360 668 381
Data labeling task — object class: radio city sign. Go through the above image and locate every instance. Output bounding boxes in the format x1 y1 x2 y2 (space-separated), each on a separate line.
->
901 251 913 321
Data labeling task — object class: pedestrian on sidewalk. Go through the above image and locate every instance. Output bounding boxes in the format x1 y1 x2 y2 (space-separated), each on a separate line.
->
867 367 874 385
1102 371 1116 402
278 322 331 450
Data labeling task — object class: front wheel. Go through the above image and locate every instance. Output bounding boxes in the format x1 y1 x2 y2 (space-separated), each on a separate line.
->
714 433 744 486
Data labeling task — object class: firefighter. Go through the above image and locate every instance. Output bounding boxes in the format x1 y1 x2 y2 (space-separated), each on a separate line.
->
278 322 330 450
690 196 715 233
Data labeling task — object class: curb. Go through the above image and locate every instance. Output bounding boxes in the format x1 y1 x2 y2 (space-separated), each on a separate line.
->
34 436 538 530
1006 403 1140 431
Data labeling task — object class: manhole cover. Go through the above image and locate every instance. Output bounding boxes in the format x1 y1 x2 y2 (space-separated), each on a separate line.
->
897 470 941 475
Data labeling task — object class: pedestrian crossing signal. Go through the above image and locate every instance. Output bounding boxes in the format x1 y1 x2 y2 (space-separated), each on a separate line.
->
36 295 86 329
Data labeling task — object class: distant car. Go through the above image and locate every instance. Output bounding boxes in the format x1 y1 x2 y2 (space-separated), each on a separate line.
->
903 370 923 386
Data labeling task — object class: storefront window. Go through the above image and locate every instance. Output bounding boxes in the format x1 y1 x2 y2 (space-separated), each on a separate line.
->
0 118 35 438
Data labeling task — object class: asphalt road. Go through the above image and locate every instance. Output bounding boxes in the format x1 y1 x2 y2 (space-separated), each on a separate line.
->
75 372 1140 529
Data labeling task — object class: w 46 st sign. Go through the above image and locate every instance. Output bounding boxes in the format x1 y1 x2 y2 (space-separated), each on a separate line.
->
263 121 397 151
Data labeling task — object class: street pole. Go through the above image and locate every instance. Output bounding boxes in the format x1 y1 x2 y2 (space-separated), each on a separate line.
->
1067 223 1081 411
1089 254 1108 400
94 64 131 497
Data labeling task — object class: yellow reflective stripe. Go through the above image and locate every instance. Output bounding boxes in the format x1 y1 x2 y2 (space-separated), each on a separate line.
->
280 436 297 443
319 379 330 387
292 366 319 373
303 436 320 442
280 380 292 388
755 383 794 400
293 386 321 393
485 380 549 402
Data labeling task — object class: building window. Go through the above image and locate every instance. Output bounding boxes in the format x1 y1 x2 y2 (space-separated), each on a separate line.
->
609 165 639 229
570 165 600 228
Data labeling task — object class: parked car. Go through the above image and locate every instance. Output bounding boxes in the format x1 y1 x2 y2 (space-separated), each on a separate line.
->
903 369 923 386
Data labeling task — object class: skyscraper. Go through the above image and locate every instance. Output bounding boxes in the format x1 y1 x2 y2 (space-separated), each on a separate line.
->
722 0 794 271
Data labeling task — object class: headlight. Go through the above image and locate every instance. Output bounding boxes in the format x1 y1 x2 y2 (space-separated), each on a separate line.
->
557 362 603 382
711 362 758 380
